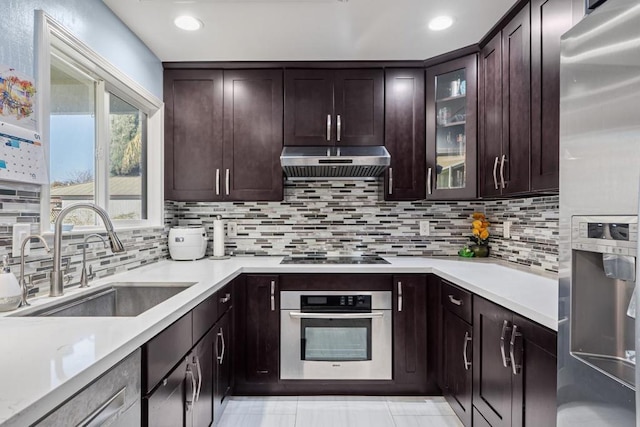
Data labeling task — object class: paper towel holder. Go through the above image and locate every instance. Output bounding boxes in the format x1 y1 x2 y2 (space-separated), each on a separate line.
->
210 215 230 260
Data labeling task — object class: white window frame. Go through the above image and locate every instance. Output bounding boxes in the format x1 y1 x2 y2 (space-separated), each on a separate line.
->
35 11 164 233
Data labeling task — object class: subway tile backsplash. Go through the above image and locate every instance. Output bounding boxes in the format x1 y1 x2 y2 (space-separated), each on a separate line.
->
0 179 558 298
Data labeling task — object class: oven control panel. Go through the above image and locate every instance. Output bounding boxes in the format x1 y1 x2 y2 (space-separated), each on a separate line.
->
301 295 372 312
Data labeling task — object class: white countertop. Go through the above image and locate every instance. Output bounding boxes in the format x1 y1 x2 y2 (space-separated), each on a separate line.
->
0 256 558 427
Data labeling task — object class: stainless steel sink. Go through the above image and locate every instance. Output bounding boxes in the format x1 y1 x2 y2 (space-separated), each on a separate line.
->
18 282 195 317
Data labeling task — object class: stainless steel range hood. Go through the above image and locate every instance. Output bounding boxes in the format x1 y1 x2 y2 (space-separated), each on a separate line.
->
280 146 391 179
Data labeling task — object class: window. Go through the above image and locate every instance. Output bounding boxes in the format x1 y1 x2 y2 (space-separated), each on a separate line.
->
37 12 163 231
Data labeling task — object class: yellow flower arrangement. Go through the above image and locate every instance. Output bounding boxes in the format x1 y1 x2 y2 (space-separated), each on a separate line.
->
470 212 490 245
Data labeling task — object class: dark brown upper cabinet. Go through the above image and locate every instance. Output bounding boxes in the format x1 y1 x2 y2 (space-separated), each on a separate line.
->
531 0 574 192
480 4 532 198
426 54 478 200
223 69 284 201
284 69 384 146
164 69 283 202
384 69 426 201
164 69 223 202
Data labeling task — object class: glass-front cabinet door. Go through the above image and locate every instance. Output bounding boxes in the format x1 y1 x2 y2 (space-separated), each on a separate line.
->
426 54 477 200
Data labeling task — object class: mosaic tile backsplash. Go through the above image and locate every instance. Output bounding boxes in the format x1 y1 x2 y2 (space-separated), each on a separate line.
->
0 179 558 299
167 180 560 273
0 182 169 298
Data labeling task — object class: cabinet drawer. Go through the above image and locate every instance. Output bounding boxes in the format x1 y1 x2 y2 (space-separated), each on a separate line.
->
193 293 218 345
441 280 472 323
36 349 141 426
144 312 193 394
217 282 233 317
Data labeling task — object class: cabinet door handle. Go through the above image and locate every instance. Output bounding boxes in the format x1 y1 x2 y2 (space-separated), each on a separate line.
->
326 114 332 141
216 329 222 363
388 168 393 195
397 281 403 312
500 319 512 368
509 324 522 375
220 293 231 304
463 331 472 371
185 366 197 410
218 327 226 364
337 114 342 142
448 294 463 306
270 280 276 311
225 169 230 196
193 355 202 401
216 169 220 196
492 156 499 190
499 154 507 189
427 167 433 195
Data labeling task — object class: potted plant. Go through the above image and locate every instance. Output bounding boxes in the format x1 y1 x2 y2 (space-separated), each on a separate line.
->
468 212 490 257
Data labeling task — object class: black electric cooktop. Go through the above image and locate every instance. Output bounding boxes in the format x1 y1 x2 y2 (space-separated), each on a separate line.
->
280 256 390 265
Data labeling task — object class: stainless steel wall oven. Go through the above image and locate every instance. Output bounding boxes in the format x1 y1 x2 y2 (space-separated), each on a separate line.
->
280 291 392 380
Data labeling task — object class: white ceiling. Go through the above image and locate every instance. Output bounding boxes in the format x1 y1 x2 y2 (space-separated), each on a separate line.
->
102 0 518 62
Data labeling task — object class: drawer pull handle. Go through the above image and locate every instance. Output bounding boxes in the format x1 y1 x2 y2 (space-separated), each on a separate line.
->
220 293 231 304
78 387 127 427
397 281 403 312
448 294 463 306
463 331 472 370
500 319 512 368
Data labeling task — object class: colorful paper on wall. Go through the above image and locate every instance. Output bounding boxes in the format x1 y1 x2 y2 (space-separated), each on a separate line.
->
0 66 37 131
0 121 47 184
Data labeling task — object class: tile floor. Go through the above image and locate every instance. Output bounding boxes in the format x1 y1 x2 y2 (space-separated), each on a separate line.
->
217 396 464 427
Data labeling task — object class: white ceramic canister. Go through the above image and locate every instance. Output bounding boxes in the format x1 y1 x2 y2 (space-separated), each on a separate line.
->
0 256 22 312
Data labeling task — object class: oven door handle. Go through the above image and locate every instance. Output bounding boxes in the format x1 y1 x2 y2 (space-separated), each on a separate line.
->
288 311 385 319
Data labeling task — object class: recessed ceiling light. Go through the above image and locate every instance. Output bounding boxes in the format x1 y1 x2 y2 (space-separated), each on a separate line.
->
428 16 453 31
174 15 203 31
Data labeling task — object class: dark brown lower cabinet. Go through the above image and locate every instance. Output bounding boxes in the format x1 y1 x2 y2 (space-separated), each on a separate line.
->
440 279 473 427
512 314 557 427
192 328 216 427
214 309 232 418
443 310 473 426
393 275 429 393
473 297 557 427
143 281 237 427
235 275 280 393
473 407 493 427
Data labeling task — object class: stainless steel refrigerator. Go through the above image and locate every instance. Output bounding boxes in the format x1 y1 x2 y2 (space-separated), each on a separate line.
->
558 0 640 425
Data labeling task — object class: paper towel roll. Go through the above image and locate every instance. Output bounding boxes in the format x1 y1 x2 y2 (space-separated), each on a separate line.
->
213 217 225 257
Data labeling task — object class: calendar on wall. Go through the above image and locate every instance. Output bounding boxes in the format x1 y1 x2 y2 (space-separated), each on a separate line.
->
0 121 47 184
0 66 47 184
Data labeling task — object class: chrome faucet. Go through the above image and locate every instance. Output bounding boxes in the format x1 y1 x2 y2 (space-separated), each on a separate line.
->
19 234 51 306
80 233 108 288
51 203 125 297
